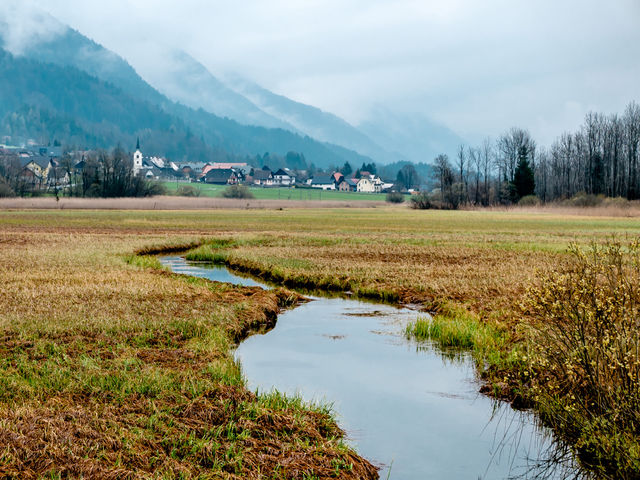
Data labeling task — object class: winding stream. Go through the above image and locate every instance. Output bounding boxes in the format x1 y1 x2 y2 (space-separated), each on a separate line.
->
161 256 580 479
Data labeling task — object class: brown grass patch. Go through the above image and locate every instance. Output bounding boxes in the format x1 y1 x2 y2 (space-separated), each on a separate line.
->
0 196 384 210
0 227 377 479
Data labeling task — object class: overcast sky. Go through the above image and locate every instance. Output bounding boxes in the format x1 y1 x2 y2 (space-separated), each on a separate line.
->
23 0 640 144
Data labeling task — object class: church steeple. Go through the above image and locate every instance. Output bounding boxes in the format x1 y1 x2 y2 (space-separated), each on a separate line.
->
133 138 143 176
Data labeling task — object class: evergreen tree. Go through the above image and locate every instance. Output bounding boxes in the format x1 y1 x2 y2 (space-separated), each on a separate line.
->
512 145 535 200
341 161 353 176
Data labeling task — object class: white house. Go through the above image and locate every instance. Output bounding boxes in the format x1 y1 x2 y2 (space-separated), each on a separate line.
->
273 168 296 186
356 177 375 193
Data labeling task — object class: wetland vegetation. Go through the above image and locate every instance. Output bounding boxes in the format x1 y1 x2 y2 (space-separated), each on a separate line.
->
1 207 640 478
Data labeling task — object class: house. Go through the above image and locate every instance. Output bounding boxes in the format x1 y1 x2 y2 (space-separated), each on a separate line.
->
332 172 345 185
200 164 215 177
252 169 275 186
180 162 208 180
18 166 42 189
204 168 238 185
356 177 375 193
47 166 70 188
210 162 249 175
273 168 296 186
36 146 62 158
338 178 358 192
22 156 53 180
309 174 336 190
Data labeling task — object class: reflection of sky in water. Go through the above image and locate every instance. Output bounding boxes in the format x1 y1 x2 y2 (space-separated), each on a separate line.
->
161 256 270 289
162 256 581 480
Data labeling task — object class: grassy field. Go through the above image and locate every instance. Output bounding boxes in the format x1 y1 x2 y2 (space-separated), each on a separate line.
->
1 206 639 478
162 181 389 202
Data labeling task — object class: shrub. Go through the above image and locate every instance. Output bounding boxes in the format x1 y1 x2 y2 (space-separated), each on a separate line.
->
221 184 254 199
602 196 630 209
143 181 167 196
563 192 604 207
0 180 15 197
176 184 201 197
409 193 433 209
525 241 640 475
517 194 540 206
385 192 405 203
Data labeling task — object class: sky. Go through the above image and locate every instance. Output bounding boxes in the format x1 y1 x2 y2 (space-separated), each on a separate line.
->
15 0 640 145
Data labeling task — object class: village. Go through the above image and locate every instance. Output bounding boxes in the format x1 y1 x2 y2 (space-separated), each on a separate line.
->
0 140 396 195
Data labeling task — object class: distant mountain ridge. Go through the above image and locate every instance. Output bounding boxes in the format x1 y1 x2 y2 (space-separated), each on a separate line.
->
358 107 465 164
223 75 398 163
135 49 299 132
134 49 397 163
0 3 464 169
0 7 373 168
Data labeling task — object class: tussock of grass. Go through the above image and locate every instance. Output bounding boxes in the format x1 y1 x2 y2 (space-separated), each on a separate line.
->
405 308 507 364
185 244 229 263
124 253 167 270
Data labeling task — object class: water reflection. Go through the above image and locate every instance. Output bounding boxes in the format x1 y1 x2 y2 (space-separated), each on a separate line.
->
161 256 584 480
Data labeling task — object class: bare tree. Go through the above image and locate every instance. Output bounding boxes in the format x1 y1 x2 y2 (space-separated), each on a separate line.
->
456 144 468 204
481 138 493 205
497 127 536 182
468 147 482 205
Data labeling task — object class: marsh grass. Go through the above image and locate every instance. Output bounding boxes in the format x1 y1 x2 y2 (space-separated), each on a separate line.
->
3 208 640 478
405 307 508 367
0 230 377 479
124 253 167 270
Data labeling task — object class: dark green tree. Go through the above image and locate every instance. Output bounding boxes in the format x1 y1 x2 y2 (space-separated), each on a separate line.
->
512 145 535 200
340 161 353 176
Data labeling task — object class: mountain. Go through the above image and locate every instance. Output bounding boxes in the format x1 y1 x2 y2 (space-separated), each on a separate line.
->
224 75 398 163
0 6 372 168
358 107 464 164
0 48 226 162
134 49 297 132
131 51 400 165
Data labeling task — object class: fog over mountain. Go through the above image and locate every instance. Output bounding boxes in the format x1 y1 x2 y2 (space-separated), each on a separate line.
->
135 48 297 132
0 3 379 168
29 0 640 150
2 0 639 166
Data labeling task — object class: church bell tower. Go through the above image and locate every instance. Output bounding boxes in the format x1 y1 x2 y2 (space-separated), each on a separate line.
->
133 137 143 176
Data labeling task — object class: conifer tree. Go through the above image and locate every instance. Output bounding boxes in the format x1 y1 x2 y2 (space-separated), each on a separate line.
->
512 145 535 200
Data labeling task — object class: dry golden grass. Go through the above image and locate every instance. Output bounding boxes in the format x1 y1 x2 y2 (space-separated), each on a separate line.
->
0 196 385 210
0 228 377 479
2 207 640 478
477 203 640 217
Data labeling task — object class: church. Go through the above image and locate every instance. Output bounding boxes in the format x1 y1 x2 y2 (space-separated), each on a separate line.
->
132 138 143 176
132 138 179 179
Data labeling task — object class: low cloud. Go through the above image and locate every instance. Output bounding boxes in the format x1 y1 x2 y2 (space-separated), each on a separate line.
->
0 0 67 55
10 0 640 145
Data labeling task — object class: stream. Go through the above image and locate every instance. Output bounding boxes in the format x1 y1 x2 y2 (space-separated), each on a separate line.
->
161 256 581 480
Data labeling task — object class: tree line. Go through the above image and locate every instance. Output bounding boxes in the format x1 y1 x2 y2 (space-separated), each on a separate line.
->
431 101 640 208
0 147 164 198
